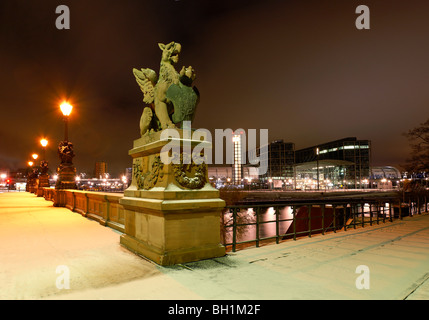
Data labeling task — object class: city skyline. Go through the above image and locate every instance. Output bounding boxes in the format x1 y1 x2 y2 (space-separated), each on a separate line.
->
1 0 429 177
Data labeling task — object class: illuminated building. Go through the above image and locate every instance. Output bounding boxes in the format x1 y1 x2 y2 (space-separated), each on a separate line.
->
252 137 371 189
294 137 371 189
255 140 296 189
211 136 372 190
94 161 108 179
232 131 244 185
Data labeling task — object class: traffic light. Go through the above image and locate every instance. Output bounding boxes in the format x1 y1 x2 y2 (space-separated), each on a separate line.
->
6 179 10 185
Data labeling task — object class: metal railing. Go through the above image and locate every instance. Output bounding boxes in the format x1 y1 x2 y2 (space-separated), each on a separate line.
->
222 196 427 252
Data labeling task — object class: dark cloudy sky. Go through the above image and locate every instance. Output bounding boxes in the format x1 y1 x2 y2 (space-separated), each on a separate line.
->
1 0 429 177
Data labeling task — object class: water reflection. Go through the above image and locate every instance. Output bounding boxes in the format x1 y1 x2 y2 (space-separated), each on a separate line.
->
222 203 392 245
222 206 293 244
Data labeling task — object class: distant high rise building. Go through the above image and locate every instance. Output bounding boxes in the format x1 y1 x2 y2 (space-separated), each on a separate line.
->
255 140 296 188
94 161 108 179
232 131 245 185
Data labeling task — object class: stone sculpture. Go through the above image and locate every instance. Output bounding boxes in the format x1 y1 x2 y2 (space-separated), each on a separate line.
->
58 141 75 164
133 42 200 135
120 41 225 266
55 141 76 190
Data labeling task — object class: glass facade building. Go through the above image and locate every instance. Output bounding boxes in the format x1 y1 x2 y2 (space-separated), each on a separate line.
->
252 137 371 189
294 137 371 189
254 140 296 189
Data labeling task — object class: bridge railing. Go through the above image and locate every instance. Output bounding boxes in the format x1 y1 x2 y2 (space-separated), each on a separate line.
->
39 187 125 233
33 186 428 254
222 196 428 252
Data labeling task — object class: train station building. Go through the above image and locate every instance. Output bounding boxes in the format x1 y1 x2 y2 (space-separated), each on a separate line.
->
209 137 376 190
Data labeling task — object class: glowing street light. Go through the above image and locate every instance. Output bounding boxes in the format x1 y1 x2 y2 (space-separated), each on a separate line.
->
28 161 34 167
60 101 73 141
36 138 51 189
40 138 48 161
268 178 273 190
32 154 39 161
56 101 77 191
60 102 73 116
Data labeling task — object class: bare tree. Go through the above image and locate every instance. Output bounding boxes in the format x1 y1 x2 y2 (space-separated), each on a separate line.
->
403 118 429 174
219 188 254 245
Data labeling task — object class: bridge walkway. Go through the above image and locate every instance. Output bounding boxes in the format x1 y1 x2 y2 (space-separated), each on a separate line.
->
1 192 428 300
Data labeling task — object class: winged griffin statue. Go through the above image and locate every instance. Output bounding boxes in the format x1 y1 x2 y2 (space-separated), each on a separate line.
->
133 42 200 136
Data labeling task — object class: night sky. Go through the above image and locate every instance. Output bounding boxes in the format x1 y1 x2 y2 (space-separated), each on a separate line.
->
1 0 429 177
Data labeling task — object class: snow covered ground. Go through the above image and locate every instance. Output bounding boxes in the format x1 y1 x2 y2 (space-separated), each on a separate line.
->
1 192 428 300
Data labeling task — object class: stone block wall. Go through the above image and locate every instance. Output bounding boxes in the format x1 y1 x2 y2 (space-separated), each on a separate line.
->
39 187 125 233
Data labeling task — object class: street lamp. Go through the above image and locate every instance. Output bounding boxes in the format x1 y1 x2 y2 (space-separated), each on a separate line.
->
60 102 73 141
38 138 50 189
40 139 48 160
316 148 320 191
26 161 35 192
56 101 77 192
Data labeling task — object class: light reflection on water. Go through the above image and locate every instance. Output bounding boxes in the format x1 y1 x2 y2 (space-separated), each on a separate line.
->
222 206 294 244
222 203 391 245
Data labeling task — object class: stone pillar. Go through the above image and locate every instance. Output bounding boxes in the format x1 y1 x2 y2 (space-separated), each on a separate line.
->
37 160 50 197
56 163 77 190
26 168 38 193
119 130 226 266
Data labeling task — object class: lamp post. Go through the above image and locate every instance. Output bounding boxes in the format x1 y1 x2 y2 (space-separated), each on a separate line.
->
316 148 320 191
55 101 77 193
60 102 73 141
40 139 48 161
26 161 34 192
30 154 39 194
38 138 50 190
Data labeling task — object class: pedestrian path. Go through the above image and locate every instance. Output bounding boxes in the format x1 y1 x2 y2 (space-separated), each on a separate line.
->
1 192 428 300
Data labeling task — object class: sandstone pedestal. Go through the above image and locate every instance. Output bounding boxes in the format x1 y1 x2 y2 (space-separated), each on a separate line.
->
54 164 76 207
56 164 77 190
37 173 50 197
119 130 226 266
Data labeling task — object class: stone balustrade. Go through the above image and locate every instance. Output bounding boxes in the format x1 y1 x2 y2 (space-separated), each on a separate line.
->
39 187 125 233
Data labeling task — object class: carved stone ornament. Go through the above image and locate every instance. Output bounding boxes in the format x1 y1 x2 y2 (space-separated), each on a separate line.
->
133 156 164 190
58 141 75 164
40 160 49 175
171 153 207 190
